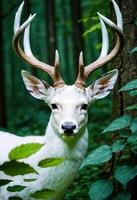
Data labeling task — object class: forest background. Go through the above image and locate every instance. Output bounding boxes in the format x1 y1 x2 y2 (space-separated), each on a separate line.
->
0 0 137 199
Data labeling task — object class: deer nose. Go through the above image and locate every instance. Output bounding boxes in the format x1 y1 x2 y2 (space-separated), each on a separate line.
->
61 122 76 134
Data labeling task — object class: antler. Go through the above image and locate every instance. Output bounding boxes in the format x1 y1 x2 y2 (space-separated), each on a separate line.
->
12 1 65 88
75 0 124 88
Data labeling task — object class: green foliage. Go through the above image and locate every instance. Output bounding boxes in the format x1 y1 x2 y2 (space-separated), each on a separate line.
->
113 192 131 200
23 178 37 182
130 118 137 132
7 185 26 192
126 104 137 111
81 78 137 199
38 157 64 168
9 197 23 200
0 161 37 176
0 179 12 186
89 179 113 200
30 189 55 199
102 115 131 133
129 90 137 96
129 47 137 54
9 143 44 160
80 145 112 168
112 140 126 153
119 79 137 91
114 165 137 189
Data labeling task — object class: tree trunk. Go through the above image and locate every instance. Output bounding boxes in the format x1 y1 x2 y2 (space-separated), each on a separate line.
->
112 2 137 199
70 0 84 69
44 0 56 66
112 0 137 117
0 0 7 127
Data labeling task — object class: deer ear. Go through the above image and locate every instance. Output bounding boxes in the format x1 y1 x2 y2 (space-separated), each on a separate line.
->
86 69 118 101
21 70 53 100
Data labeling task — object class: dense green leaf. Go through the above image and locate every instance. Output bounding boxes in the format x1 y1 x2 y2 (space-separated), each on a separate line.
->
9 143 44 160
130 118 137 133
128 90 137 96
0 179 12 186
89 179 113 200
130 47 137 54
119 130 129 138
7 185 26 192
119 79 137 91
126 104 137 111
102 115 132 133
113 192 131 200
80 145 112 169
127 133 137 153
114 165 137 189
127 133 137 145
38 157 64 168
9 197 22 200
112 140 126 153
0 161 37 176
30 188 55 199
24 178 37 182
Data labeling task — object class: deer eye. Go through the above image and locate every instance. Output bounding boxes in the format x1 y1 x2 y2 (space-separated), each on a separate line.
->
51 103 58 110
81 104 88 110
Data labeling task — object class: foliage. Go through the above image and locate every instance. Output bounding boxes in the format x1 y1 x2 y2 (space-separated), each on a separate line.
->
9 143 44 160
80 79 137 199
38 157 64 168
80 145 112 168
89 179 113 200
30 189 55 199
0 160 37 176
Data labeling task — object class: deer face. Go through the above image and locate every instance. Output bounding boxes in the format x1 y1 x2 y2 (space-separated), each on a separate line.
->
49 85 88 137
22 69 118 138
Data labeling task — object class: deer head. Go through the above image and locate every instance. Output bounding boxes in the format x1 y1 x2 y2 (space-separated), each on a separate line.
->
12 0 124 139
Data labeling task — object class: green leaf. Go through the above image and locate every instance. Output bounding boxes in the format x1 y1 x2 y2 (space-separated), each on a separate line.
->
24 178 37 182
127 133 137 146
112 140 126 153
113 192 131 200
130 47 137 54
119 79 137 91
9 143 44 160
82 23 100 36
89 179 113 200
114 165 137 189
130 118 137 133
38 157 64 168
102 115 132 133
0 179 12 186
80 145 112 169
128 90 137 96
7 185 26 192
126 104 137 111
30 189 55 199
0 161 37 176
9 197 22 200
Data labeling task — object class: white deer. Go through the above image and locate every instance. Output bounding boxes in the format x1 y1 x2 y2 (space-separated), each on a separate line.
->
0 0 124 199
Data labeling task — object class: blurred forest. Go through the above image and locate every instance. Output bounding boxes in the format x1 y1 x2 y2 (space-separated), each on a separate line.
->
0 0 137 199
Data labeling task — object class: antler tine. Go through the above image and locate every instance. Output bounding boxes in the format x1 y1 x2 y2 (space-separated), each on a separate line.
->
99 17 109 59
75 52 85 88
53 50 65 87
75 10 109 88
13 2 65 88
75 0 124 88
